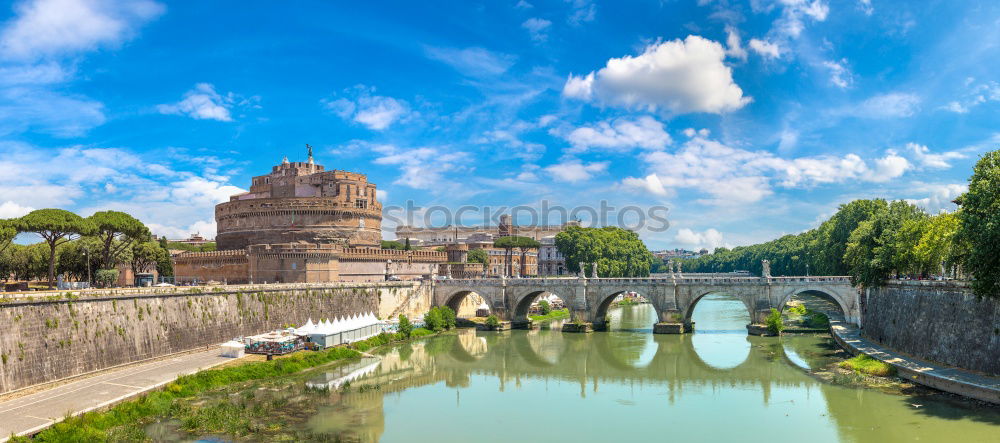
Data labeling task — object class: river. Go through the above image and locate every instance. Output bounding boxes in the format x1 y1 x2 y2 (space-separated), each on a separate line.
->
156 294 1000 442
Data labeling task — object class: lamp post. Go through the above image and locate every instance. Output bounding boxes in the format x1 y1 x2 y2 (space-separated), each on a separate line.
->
83 247 91 288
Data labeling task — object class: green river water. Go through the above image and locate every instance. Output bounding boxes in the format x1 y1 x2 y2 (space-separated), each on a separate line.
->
159 295 1000 442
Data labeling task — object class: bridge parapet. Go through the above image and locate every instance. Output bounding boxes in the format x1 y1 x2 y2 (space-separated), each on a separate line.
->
432 275 861 330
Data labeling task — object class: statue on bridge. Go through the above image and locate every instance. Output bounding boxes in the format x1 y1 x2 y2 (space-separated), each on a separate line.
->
578 263 587 278
762 259 771 278
592 262 598 279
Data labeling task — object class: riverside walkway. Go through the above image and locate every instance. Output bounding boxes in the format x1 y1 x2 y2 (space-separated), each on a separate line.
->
0 348 237 441
831 322 1000 404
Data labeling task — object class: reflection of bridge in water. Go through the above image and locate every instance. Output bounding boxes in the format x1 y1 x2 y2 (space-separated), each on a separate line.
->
433 275 860 329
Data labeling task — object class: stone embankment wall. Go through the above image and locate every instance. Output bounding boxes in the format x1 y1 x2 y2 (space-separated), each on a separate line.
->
0 282 431 394
862 281 1000 376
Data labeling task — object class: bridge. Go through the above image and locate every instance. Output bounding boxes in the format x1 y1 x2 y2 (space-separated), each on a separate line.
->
433 274 860 331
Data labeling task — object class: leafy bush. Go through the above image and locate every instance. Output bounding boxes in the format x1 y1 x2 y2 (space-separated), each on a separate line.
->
765 308 784 334
94 268 118 287
537 299 551 315
423 308 444 331
440 306 456 329
398 314 413 338
485 315 500 329
423 306 456 331
787 304 808 315
839 354 896 377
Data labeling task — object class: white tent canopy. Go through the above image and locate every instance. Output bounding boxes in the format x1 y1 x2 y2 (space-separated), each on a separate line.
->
296 311 381 337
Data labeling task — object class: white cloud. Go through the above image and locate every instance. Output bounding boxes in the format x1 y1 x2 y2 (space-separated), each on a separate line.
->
619 135 917 206
941 80 1000 114
0 0 164 59
562 116 672 152
748 38 781 58
855 92 921 118
157 83 248 122
621 174 670 197
0 201 34 218
516 0 533 9
858 0 873 15
425 46 516 78
522 18 551 42
777 128 799 153
544 160 608 183
906 183 966 214
822 59 852 88
0 142 244 239
365 143 471 191
567 0 596 25
905 142 964 169
323 85 412 130
773 0 829 38
674 228 725 251
563 35 751 114
725 26 747 60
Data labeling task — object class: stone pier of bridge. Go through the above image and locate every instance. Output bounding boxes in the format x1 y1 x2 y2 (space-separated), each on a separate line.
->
432 275 860 333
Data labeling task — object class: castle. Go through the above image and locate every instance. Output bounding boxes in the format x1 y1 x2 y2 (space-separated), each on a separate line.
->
173 149 445 283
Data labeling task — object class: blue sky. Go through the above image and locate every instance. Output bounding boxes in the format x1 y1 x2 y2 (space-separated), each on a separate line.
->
1 0 998 250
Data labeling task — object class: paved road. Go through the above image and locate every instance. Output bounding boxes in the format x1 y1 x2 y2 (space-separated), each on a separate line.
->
0 349 238 440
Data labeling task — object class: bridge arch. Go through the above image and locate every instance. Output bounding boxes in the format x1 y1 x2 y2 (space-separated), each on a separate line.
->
443 288 493 319
683 290 754 325
592 288 660 329
776 287 849 321
510 289 570 324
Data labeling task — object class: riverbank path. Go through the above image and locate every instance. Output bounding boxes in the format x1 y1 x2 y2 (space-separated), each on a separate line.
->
831 323 1000 404
0 348 238 441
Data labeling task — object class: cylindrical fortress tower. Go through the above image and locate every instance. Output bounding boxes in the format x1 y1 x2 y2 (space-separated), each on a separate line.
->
214 155 383 250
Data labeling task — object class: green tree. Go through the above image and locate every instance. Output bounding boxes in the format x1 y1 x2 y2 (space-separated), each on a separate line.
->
129 241 167 280
56 238 102 282
554 226 655 277
844 200 926 287
0 219 16 256
814 199 887 275
517 237 540 276
17 209 94 288
537 299 551 315
423 307 445 332
398 314 413 337
915 213 960 277
94 268 119 288
956 149 1000 296
892 217 930 276
493 236 518 277
440 305 457 329
467 248 488 265
88 211 150 269
156 237 174 278
404 237 412 250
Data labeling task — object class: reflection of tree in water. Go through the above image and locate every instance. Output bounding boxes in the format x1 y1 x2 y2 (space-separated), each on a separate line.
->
525 328 566 365
306 390 385 442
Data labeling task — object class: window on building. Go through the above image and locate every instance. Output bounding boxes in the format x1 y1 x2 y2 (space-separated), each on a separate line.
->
355 199 367 209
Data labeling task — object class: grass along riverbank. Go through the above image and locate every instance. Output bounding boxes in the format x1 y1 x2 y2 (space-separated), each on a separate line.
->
13 328 437 442
530 308 569 323
839 354 896 377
